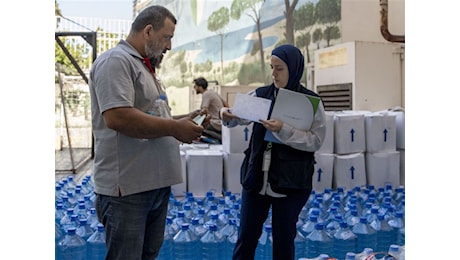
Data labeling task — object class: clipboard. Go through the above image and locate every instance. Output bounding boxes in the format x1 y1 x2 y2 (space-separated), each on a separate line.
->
264 88 321 143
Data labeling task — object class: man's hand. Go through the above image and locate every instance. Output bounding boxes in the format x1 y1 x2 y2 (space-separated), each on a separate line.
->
173 117 204 143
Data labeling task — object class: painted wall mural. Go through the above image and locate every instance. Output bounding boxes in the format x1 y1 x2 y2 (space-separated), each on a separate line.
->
151 0 341 88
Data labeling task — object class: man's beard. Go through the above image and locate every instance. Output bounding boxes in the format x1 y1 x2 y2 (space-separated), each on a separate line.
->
144 40 162 58
150 53 164 69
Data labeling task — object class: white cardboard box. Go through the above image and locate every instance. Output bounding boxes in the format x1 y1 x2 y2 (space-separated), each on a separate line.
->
223 152 244 194
334 112 366 155
333 152 367 190
222 123 253 153
399 148 405 186
171 151 187 197
313 153 335 193
317 112 334 154
209 144 223 151
365 151 400 188
387 111 405 149
185 149 223 197
365 112 397 153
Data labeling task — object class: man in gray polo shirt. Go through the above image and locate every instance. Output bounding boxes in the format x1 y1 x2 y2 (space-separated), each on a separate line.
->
89 5 204 259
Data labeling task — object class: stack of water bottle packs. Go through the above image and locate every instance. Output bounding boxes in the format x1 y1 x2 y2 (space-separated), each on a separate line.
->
55 175 405 260
55 175 106 260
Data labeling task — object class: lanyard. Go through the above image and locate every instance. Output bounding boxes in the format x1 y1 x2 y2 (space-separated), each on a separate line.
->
142 57 156 75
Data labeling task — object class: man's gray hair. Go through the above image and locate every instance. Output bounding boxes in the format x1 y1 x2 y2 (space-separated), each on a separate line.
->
131 5 176 32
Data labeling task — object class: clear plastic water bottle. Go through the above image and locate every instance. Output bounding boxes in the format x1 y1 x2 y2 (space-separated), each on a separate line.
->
200 223 226 259
305 222 333 259
219 217 237 239
74 202 89 221
205 204 219 223
56 184 64 202
352 216 378 253
225 219 239 260
385 244 401 259
83 194 95 211
182 203 194 222
325 214 343 237
74 187 84 202
218 207 231 228
55 203 66 225
294 229 306 260
56 227 87 260
204 212 219 230
87 208 100 231
333 221 357 260
147 94 170 118
61 212 79 234
300 214 319 237
86 224 106 260
230 203 240 219
66 175 78 195
371 213 395 252
76 218 94 241
157 218 174 260
190 217 208 239
172 210 188 234
173 223 201 260
168 200 183 218
256 224 273 260
388 211 404 246
55 222 64 258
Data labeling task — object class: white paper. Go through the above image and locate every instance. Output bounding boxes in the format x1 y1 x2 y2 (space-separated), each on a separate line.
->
231 93 271 122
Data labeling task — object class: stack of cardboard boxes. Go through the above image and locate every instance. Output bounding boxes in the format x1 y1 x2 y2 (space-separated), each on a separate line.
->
173 109 405 198
313 109 405 192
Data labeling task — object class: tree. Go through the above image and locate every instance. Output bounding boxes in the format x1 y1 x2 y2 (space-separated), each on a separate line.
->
312 28 323 49
323 25 341 46
55 0 62 29
208 7 230 84
294 2 316 63
231 0 267 83
315 0 341 47
283 0 300 45
55 0 61 16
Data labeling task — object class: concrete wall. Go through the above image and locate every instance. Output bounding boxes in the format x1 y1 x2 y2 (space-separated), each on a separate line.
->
341 0 405 44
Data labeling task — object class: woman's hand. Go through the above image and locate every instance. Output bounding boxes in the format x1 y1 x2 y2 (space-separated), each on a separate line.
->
259 119 283 133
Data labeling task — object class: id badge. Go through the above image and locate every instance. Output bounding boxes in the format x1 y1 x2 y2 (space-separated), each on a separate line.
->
262 150 271 172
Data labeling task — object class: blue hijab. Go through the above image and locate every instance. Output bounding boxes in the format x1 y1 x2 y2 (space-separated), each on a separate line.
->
271 44 305 91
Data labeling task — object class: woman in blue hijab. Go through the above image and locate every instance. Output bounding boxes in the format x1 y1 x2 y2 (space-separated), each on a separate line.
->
221 44 327 260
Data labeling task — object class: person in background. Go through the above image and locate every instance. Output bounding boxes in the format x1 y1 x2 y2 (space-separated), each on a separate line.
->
89 5 204 260
193 76 229 142
220 44 327 260
151 52 209 123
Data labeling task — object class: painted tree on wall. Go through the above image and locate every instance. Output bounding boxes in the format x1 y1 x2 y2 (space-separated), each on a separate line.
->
208 6 230 83
283 0 300 45
316 0 341 47
294 1 316 63
230 0 266 83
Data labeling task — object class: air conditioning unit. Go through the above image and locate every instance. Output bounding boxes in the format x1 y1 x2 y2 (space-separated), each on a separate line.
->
313 41 404 111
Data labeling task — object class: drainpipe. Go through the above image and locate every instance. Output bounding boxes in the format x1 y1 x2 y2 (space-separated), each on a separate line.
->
380 0 405 43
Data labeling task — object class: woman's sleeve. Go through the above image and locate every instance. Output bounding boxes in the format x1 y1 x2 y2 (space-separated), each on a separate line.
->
220 90 256 128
